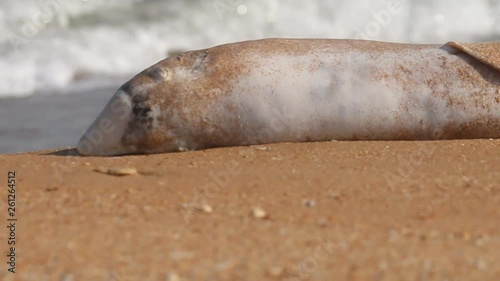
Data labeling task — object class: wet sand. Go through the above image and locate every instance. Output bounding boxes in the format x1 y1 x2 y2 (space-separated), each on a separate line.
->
0 139 499 280
0 84 120 154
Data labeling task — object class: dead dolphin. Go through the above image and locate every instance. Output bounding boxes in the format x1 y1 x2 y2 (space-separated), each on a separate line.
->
77 39 500 156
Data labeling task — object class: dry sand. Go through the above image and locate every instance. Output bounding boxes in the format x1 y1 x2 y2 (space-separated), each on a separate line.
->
0 140 499 281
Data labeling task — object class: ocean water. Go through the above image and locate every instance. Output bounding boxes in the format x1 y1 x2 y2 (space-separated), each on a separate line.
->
0 0 499 153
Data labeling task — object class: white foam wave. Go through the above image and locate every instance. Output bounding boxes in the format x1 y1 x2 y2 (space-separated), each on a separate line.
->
0 0 498 98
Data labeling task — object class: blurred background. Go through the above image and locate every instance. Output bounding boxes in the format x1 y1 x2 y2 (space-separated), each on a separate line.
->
0 0 499 153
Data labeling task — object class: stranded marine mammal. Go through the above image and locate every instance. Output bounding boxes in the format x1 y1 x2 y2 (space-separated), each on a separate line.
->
77 39 500 156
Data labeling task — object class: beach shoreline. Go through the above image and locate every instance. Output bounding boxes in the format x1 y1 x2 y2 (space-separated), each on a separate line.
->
0 84 122 154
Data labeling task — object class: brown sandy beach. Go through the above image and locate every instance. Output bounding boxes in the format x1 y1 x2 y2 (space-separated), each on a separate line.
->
0 140 499 280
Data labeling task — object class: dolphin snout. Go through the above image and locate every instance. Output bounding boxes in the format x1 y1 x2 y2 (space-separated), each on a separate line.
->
77 90 133 156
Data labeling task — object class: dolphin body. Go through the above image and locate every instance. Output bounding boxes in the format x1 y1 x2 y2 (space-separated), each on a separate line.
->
77 39 500 156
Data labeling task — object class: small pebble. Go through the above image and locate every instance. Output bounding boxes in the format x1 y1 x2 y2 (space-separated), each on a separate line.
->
327 191 340 200
200 204 213 213
253 146 268 151
462 176 471 187
252 207 267 219
303 200 316 207
93 167 137 176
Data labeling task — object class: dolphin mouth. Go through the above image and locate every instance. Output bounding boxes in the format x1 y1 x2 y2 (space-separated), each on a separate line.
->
77 90 133 156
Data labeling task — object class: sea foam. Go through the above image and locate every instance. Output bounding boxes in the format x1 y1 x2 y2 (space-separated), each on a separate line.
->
0 0 498 98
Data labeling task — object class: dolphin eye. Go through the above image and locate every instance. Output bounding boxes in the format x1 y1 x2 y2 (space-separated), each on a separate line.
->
149 67 170 81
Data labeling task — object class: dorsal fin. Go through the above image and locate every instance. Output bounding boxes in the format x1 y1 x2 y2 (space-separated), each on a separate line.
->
444 42 500 71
